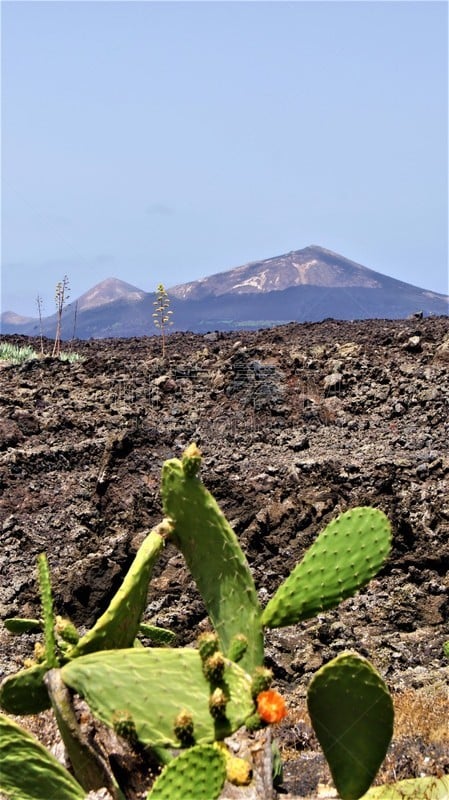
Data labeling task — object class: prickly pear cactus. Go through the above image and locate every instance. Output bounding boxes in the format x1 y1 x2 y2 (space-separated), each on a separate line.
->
61 647 255 747
262 507 391 628
4 618 42 634
0 661 52 714
69 526 166 657
147 744 226 799
162 444 264 673
0 528 166 715
37 553 58 668
0 712 85 800
307 652 394 800
363 775 449 799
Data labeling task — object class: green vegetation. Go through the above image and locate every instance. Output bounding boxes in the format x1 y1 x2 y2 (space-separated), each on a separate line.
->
0 341 83 364
1 445 444 798
0 343 37 364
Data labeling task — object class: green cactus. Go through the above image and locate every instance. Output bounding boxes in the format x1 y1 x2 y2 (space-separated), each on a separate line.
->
307 652 394 800
250 666 273 698
227 633 249 663
363 775 449 798
0 661 52 714
208 687 228 720
44 668 124 799
138 622 176 645
202 650 226 683
55 615 80 645
37 553 58 668
0 527 165 716
61 647 254 747
69 525 167 657
443 641 449 658
262 507 392 628
146 744 226 799
162 444 264 673
0 712 85 800
198 631 220 661
4 617 42 634
174 709 196 745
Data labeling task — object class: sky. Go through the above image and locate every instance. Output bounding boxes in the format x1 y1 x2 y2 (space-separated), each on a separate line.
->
1 0 448 317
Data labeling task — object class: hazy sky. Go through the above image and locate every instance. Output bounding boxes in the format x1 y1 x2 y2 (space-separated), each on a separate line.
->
2 0 448 317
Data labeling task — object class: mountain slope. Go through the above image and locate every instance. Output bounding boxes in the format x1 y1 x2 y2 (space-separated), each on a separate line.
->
1 247 447 338
75 278 146 310
168 245 433 299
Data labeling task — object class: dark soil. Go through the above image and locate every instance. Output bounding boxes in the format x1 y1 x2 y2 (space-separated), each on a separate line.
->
1 316 448 798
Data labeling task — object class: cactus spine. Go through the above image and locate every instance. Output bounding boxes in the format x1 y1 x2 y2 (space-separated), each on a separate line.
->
307 652 394 800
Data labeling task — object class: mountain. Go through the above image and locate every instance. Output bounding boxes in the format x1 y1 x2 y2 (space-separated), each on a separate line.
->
1 311 35 326
168 245 434 298
75 278 146 310
1 247 447 339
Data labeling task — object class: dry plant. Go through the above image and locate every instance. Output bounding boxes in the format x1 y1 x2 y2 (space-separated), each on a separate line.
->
52 275 70 357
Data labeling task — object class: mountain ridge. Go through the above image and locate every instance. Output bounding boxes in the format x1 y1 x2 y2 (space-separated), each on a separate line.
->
1 245 447 338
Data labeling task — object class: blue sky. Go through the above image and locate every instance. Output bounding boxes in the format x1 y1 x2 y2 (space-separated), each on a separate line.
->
2 0 448 317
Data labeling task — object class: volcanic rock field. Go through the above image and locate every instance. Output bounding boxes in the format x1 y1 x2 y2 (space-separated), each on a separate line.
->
1 315 448 797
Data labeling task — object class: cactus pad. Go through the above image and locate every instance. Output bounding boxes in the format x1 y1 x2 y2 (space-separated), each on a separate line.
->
363 775 449 799
262 507 392 628
0 662 51 715
4 618 42 634
69 528 165 657
37 553 58 668
61 647 255 746
162 449 264 673
147 744 226 799
307 652 393 800
0 712 85 800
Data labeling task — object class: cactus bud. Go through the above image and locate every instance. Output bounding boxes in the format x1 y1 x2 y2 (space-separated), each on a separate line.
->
209 687 228 720
226 756 253 786
55 615 79 645
112 709 138 745
250 666 273 698
203 651 225 683
181 443 202 477
173 709 195 746
198 631 220 662
33 642 46 663
228 634 248 663
244 712 265 732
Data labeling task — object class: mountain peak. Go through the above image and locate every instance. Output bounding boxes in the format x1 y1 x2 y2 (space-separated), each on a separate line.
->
75 278 146 311
168 245 388 300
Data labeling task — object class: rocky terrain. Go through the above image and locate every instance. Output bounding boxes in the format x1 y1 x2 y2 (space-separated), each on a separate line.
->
0 315 448 798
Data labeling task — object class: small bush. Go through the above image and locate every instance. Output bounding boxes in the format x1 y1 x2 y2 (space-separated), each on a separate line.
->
59 352 83 363
0 343 38 364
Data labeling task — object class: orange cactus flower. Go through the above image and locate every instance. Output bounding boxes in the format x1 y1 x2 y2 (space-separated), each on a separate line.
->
256 689 288 724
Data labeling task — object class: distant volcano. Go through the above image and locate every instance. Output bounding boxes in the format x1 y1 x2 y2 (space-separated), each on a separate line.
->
75 278 147 310
1 246 447 339
168 245 437 299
